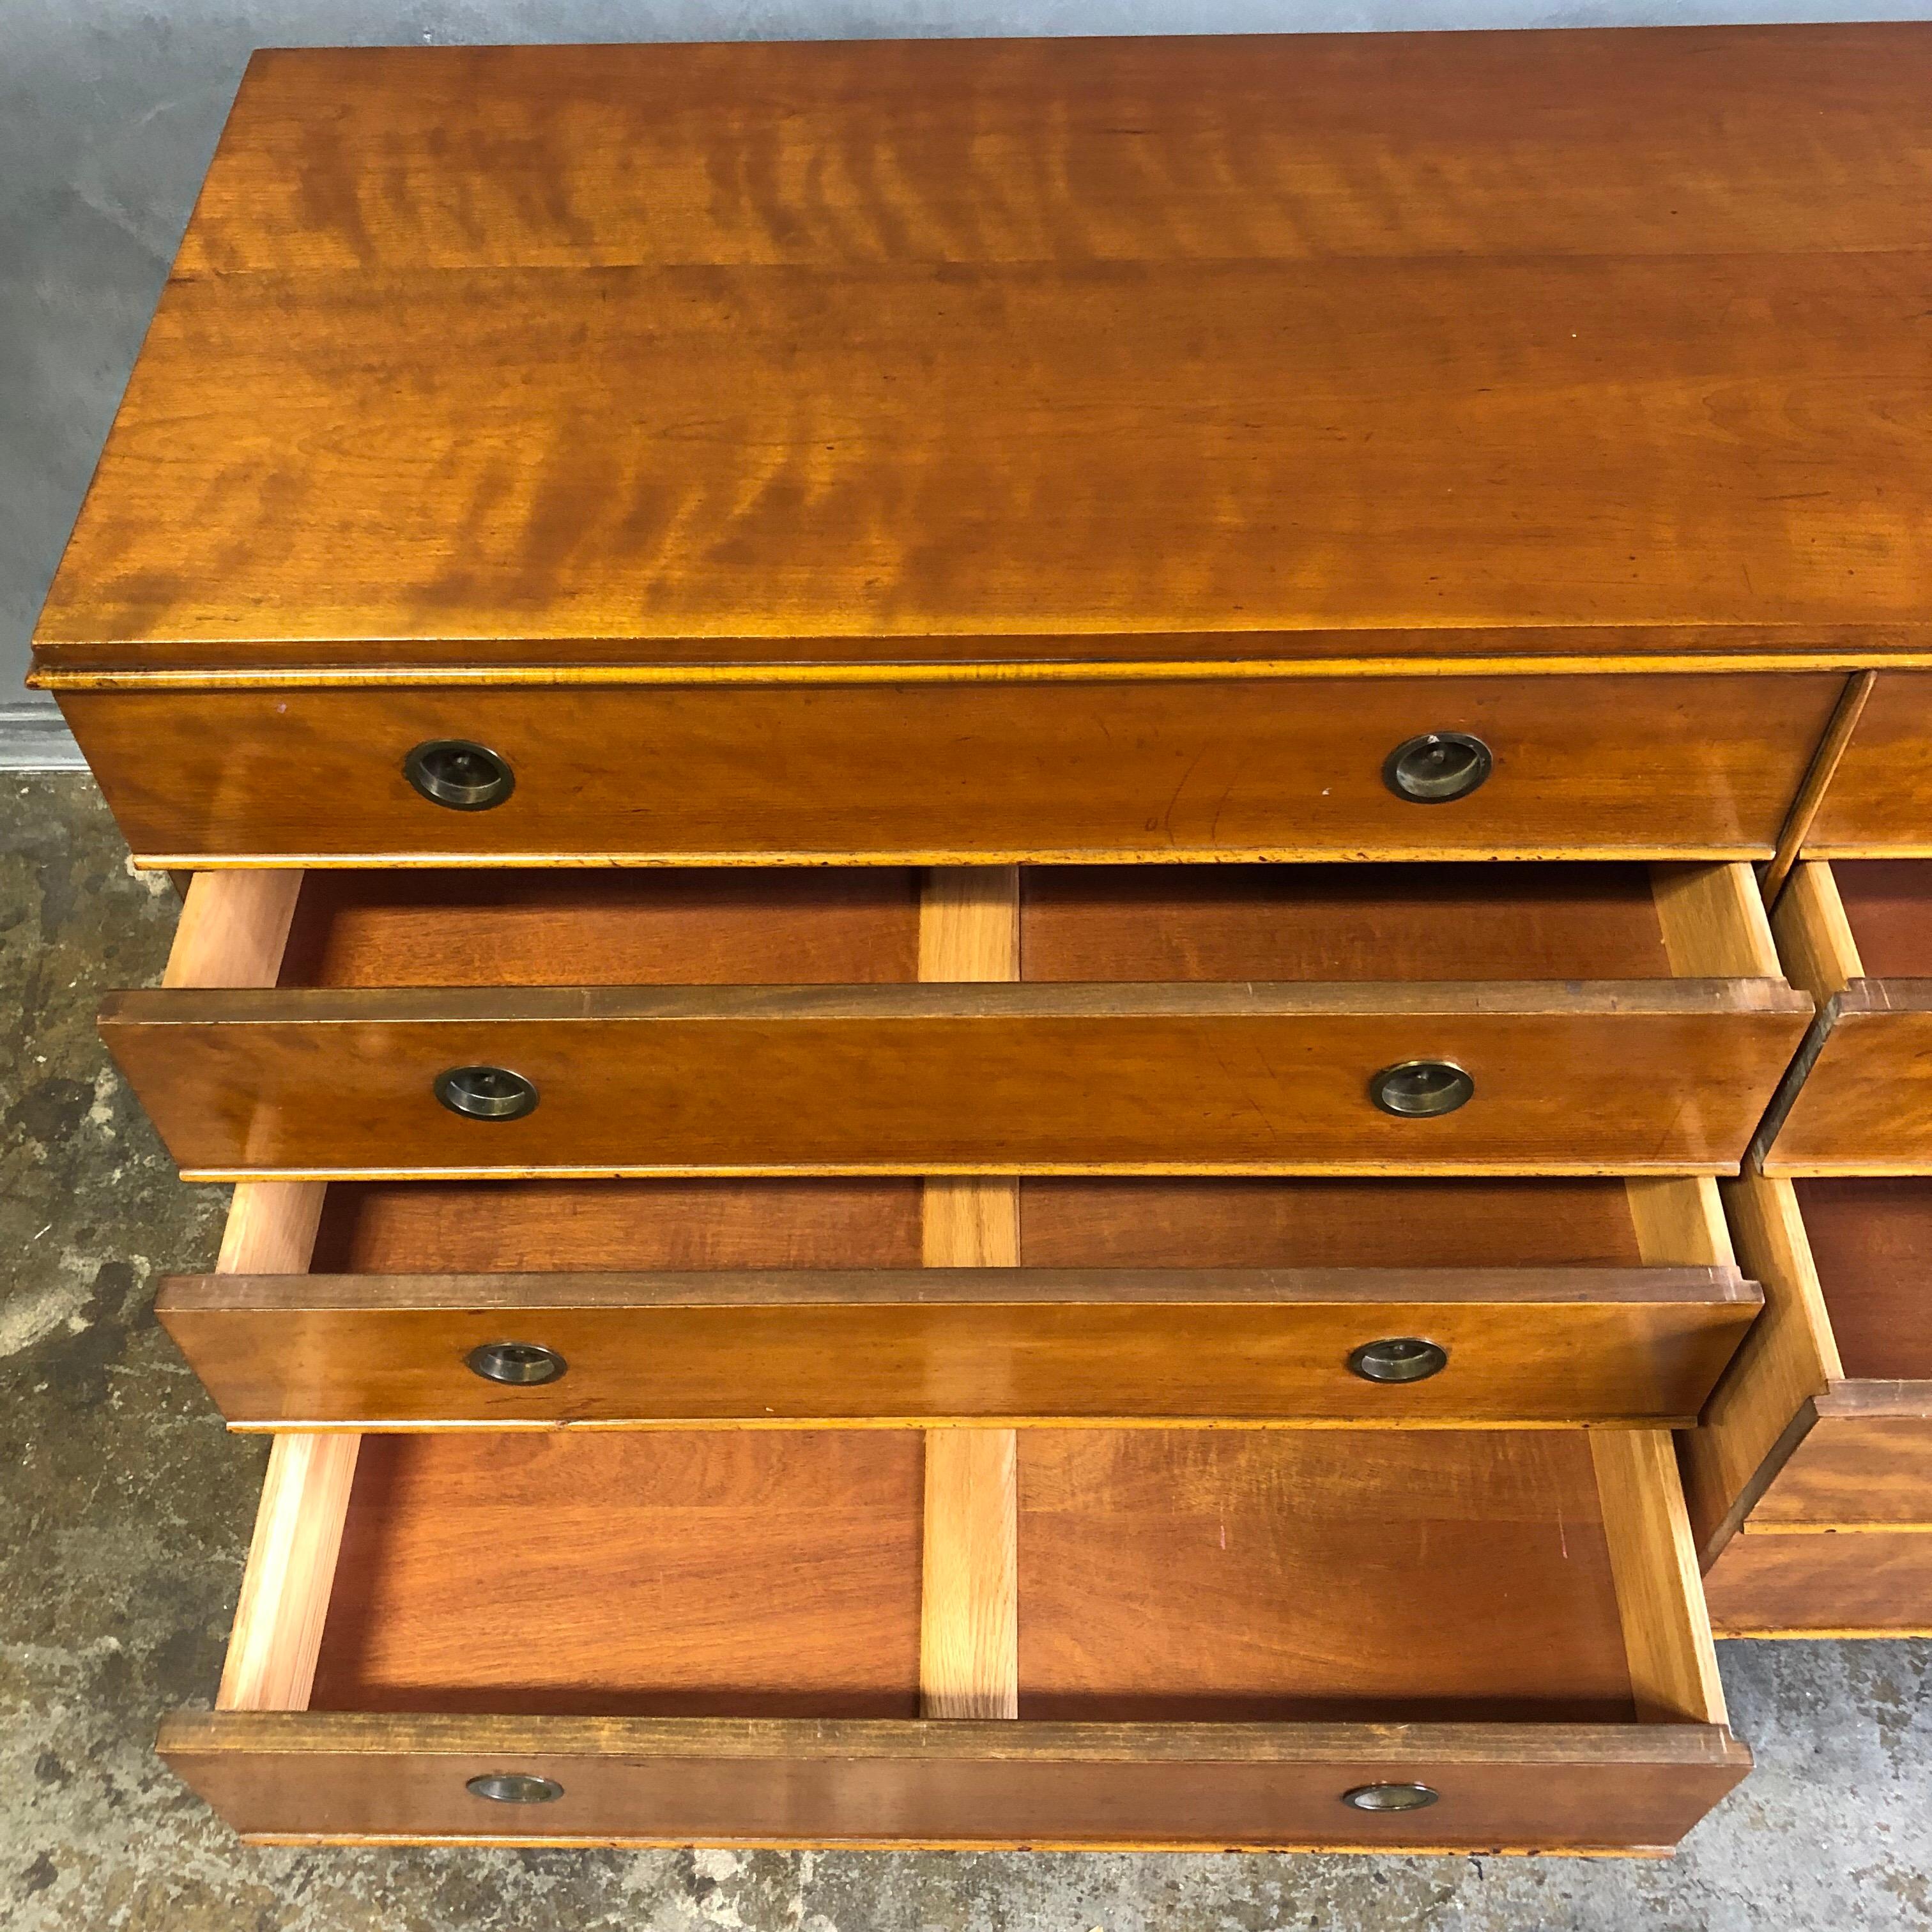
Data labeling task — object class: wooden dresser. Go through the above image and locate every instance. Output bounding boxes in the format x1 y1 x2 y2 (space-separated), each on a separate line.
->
31 24 1932 1854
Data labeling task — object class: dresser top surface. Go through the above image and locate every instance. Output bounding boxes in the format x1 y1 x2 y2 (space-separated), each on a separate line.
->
31 26 1932 676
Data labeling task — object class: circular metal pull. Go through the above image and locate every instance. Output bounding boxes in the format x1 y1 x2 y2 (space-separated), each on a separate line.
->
1371 1060 1474 1118
1342 1782 1439 1814
466 1772 564 1805
467 1341 567 1386
1384 732 1492 804
1348 1338 1448 1384
435 1065 540 1121
405 739 516 811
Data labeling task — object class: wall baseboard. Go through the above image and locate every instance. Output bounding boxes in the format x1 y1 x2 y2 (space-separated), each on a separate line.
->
0 703 86 770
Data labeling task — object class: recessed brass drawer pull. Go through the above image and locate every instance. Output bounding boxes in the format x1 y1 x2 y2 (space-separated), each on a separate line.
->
1370 1060 1474 1118
434 1065 539 1121
1383 733 1492 804
1347 1338 1448 1384
465 1342 567 1386
404 740 516 811
1343 1782 1440 1813
466 1773 564 1804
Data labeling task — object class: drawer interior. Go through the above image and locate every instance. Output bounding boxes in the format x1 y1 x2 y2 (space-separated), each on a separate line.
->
302 1429 1643 1725
1793 1178 1932 1381
268 862 1712 990
1823 860 1932 979
309 1174 1669 1273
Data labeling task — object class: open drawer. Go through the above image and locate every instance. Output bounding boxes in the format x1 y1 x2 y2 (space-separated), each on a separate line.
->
102 861 1809 1179
158 1418 1747 1851
1682 1170 1932 1636
156 1171 1760 1429
1756 861 1932 1172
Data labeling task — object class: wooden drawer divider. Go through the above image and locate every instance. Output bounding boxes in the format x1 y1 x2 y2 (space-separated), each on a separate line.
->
917 866 1020 1721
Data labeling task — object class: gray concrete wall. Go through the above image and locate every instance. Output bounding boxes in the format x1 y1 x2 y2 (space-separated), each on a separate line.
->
4 0 1929 762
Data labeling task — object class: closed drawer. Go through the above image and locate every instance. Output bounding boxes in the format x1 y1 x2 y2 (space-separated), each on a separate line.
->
1756 860 1932 1172
1682 1172 1932 1636
56 672 1843 867
159 1423 1746 1850
101 861 1810 1179
155 1172 1759 1428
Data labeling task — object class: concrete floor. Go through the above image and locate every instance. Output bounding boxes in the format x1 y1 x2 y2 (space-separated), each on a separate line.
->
2 771 1928 1931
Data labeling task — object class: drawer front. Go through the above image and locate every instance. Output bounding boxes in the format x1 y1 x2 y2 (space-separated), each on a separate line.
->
1809 672 1932 855
1757 988 1932 1172
155 1264 1759 1427
100 991 1811 1177
1746 1402 1932 1528
61 672 1841 866
1703 1529 1932 1637
158 1712 1750 1851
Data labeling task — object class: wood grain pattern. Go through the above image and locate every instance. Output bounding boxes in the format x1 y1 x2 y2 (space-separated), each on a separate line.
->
1756 861 1932 1170
921 1433 1020 1717
1649 864 1781 981
917 867 1020 1719
165 871 303 988
1756 992 1932 1174
1809 674 1932 855
184 1420 1748 1848
1626 1179 1734 1271
1736 1397 1932 1529
310 1433 925 1716
1018 1177 1652 1267
54 677 1843 867
311 1179 923 1273
98 987 1813 1179
252 862 1736 988
304 1177 1657 1275
280 868 919 986
155 1709 1751 1851
1016 1431 1633 1722
1703 1528 1932 1637
1680 1172 1839 1561
1769 862 1862 1002
294 1427 1712 1726
1021 863 1675 981
1589 1430 1727 1727
1825 860 1932 978
218 1181 327 1275
1761 671 1874 902
919 867 1020 983
158 33 1932 277
30 32 1932 667
153 1264 1761 1428
217 1432 360 1712
1800 1177 1932 1380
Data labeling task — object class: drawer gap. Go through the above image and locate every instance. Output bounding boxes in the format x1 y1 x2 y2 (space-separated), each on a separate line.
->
249 862 1758 990
169 861 1789 995
1019 863 1679 981
277 868 924 988
309 1179 926 1272
302 1176 1717 1275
